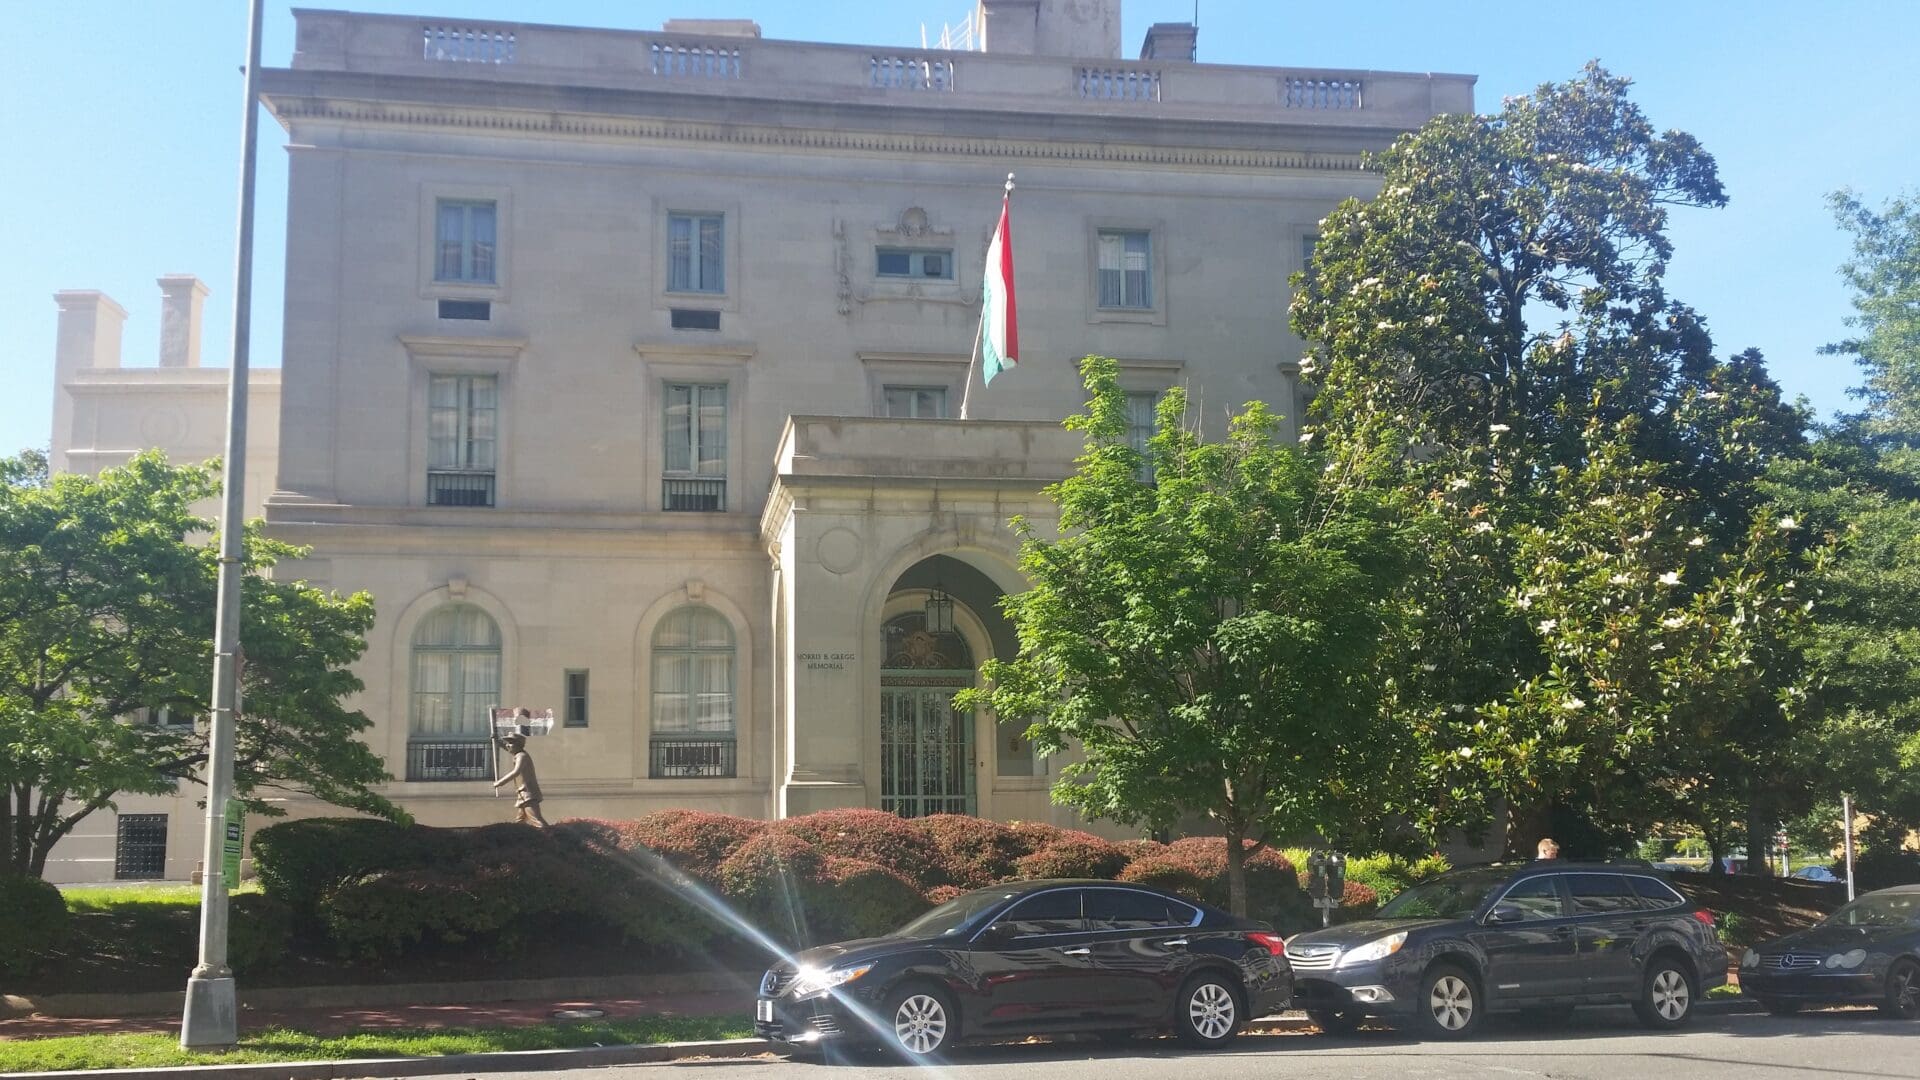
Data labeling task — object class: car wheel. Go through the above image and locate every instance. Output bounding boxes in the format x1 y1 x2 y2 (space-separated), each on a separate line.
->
1757 997 1801 1017
1174 972 1243 1048
1633 955 1696 1029
1414 963 1482 1039
1306 1007 1364 1035
1882 960 1920 1020
885 983 957 1058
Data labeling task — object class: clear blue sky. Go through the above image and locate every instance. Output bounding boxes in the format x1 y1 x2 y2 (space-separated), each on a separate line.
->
5 2 1916 455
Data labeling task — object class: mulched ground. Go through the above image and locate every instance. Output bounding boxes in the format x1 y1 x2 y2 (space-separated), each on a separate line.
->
1670 872 1846 946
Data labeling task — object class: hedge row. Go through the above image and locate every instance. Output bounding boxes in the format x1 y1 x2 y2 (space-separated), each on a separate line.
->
0 874 68 977
252 810 1415 965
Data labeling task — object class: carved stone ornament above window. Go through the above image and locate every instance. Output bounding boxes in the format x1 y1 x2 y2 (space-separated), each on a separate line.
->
876 206 953 245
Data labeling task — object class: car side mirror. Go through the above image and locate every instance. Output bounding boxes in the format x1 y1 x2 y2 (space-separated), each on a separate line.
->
1486 903 1525 925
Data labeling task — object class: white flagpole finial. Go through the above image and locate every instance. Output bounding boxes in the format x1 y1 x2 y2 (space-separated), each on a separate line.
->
1005 172 1015 193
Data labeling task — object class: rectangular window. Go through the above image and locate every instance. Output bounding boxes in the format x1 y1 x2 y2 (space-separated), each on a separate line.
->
876 248 953 280
435 200 497 283
1097 230 1152 309
564 669 589 728
663 382 728 511
138 706 195 730
1124 391 1160 454
114 814 168 880
668 213 725 293
427 374 498 507
883 386 948 419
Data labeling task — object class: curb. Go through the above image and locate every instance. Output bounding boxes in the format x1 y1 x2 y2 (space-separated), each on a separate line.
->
2 972 760 1021
0 1037 774 1080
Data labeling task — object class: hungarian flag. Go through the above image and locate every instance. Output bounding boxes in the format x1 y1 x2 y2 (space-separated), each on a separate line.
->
980 189 1018 384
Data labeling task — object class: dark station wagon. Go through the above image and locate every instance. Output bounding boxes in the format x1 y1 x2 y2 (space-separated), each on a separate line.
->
1283 861 1726 1038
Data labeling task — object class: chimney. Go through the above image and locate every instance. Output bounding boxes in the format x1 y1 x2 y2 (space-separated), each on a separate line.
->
51 290 128 473
1140 22 1197 62
661 18 761 37
157 274 209 368
981 0 1120 58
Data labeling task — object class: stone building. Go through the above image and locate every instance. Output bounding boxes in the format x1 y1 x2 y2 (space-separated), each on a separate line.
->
43 0 1472 880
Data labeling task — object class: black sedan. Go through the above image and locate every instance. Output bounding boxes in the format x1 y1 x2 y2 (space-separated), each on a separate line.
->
1741 885 1920 1019
754 879 1291 1057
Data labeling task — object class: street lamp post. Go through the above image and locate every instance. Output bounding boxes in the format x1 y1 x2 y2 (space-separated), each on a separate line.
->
181 0 266 1049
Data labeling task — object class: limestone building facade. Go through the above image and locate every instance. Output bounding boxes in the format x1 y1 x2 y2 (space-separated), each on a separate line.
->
44 0 1472 880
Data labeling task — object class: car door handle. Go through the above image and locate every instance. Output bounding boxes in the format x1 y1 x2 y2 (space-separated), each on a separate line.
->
1058 946 1091 956
1162 938 1190 948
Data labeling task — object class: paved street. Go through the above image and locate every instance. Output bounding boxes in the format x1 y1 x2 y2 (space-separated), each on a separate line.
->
401 1009 1919 1080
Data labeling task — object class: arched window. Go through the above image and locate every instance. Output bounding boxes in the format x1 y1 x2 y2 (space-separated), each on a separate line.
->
650 606 736 778
408 604 501 781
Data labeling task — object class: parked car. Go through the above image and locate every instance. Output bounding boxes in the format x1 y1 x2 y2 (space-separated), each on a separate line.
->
1283 861 1725 1038
1740 885 1920 1019
753 879 1291 1057
1791 866 1840 883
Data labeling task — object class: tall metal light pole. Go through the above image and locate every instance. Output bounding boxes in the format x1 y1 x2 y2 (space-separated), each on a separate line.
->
182 0 266 1049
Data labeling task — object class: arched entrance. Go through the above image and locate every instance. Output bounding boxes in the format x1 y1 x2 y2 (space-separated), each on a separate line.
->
879 611 975 817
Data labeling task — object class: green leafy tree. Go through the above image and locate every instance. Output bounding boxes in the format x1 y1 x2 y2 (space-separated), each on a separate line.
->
1291 64 1814 854
1825 189 1920 449
0 451 401 877
961 357 1433 914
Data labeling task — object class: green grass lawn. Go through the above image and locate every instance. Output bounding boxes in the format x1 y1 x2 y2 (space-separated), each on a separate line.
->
59 882 258 911
0 1016 755 1073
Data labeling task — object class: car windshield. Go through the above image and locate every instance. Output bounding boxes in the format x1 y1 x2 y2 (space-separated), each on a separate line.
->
892 887 1019 938
1822 893 1920 929
1375 869 1512 920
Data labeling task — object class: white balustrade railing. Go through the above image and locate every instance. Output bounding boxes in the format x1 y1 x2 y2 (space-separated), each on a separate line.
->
1282 77 1363 109
422 25 516 64
1077 67 1161 102
870 55 955 91
650 40 743 78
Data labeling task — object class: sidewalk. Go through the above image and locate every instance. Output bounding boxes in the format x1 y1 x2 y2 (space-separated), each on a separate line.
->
0 989 750 1042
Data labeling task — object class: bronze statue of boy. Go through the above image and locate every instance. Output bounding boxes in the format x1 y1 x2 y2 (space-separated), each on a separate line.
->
493 730 549 827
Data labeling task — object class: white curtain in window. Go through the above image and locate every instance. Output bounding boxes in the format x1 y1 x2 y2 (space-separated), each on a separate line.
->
410 604 501 737
468 203 496 283
665 384 726 475
1098 231 1151 308
1126 391 1159 453
698 216 724 292
437 202 466 281
429 375 498 471
651 607 735 737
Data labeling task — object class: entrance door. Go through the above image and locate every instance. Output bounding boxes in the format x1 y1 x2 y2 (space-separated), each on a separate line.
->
880 612 976 818
881 680 976 817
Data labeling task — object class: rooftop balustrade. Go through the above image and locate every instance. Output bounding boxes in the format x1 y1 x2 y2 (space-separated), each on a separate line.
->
288 9 1472 128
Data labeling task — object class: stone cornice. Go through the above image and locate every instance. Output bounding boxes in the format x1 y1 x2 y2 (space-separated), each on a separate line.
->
267 95 1375 173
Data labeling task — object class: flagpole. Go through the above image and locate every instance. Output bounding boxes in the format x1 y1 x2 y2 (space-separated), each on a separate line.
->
958 297 987 420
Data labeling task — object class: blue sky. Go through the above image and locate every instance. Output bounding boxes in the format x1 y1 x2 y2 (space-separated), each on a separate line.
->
4 1 1916 455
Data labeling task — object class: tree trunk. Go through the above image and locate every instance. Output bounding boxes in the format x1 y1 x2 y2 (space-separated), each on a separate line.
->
1744 804 1776 877
1706 831 1727 876
1224 821 1248 917
1504 797 1553 860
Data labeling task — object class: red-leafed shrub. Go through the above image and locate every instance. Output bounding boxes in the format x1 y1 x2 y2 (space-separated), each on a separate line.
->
913 815 1027 888
1116 854 1211 902
771 809 943 891
1007 821 1066 853
1327 880 1380 925
1115 837 1313 932
614 809 765 882
814 857 929 940
925 884 966 905
1114 838 1167 864
1013 831 1129 881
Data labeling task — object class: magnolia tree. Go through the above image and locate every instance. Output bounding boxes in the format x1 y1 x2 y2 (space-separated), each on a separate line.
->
960 357 1435 914
1291 64 1817 854
0 451 401 877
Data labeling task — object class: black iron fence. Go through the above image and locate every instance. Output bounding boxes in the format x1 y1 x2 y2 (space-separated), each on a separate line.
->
407 739 492 781
650 737 736 778
662 476 725 512
428 470 496 507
